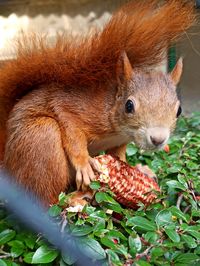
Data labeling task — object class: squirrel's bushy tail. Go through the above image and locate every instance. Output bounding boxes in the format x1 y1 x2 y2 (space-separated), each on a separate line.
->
0 0 195 119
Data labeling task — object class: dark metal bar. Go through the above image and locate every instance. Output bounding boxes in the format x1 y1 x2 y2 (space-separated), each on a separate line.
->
0 170 101 266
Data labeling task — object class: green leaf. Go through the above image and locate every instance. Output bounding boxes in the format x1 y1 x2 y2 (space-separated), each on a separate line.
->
101 237 116 249
89 210 107 219
11 247 24 258
78 237 106 260
126 216 156 232
32 245 59 264
164 227 180 243
174 253 199 264
8 240 25 258
93 219 105 232
107 250 121 266
89 181 101 190
62 251 76 265
135 260 152 266
186 229 200 240
95 192 124 212
103 202 123 213
177 175 188 189
8 240 24 249
24 234 37 249
95 192 118 205
155 210 173 227
48 205 62 217
71 225 93 236
167 164 182 173
0 229 16 245
129 236 142 252
58 192 67 206
23 252 34 264
166 180 186 191
169 206 189 223
126 143 138 156
181 235 197 249
144 232 159 244
107 230 126 241
112 244 129 258
151 247 165 258
0 259 7 266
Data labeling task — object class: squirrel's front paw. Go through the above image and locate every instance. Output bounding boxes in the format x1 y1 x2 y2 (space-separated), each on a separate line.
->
76 162 95 191
76 157 102 191
135 164 156 179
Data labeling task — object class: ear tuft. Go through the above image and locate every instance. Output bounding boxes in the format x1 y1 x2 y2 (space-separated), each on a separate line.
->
170 57 183 86
116 51 133 84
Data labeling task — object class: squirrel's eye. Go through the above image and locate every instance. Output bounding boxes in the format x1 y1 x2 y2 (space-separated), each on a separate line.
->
125 99 135 113
176 105 182 117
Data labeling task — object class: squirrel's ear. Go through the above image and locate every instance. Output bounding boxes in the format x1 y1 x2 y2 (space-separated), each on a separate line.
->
116 51 133 84
170 58 183 86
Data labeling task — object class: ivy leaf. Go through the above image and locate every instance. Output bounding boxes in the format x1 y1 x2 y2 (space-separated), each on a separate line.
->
0 229 16 245
32 245 59 264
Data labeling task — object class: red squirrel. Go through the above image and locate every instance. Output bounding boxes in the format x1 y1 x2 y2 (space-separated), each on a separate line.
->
0 0 195 205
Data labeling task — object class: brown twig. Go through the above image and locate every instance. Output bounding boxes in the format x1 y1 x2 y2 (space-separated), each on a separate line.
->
176 193 184 209
0 254 11 259
135 245 153 260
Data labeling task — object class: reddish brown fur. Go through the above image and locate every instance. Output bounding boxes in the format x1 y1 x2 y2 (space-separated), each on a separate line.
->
0 0 194 117
0 0 195 205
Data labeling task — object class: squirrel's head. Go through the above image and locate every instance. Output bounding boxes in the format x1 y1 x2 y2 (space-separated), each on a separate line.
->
114 52 183 151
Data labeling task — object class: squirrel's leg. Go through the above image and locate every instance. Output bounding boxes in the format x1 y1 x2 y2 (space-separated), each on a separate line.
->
4 116 69 206
107 144 127 162
56 119 97 191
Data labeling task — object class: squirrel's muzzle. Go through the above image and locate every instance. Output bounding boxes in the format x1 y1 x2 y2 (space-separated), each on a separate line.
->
146 127 169 148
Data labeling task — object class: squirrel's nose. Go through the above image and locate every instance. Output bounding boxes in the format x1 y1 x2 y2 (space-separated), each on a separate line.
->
150 136 165 146
147 127 169 147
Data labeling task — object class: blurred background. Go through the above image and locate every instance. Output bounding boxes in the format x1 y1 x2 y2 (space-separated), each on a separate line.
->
0 0 199 114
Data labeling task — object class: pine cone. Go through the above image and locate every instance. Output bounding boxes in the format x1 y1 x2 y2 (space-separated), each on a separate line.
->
94 155 160 209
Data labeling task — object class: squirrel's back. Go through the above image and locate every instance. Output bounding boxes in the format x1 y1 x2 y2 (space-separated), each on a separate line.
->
0 1 195 100
0 0 195 137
